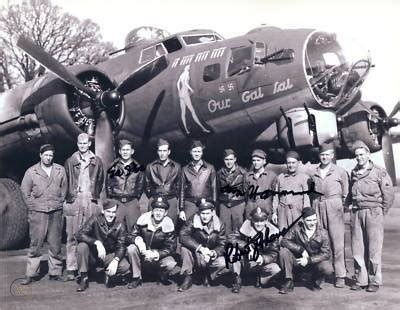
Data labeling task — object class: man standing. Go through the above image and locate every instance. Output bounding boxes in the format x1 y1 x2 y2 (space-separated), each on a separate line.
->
179 140 217 221
279 207 333 294
244 149 277 220
178 198 227 291
20 144 67 285
106 139 144 232
126 197 180 289
310 143 349 288
349 140 394 292
64 133 104 281
273 150 310 230
145 138 181 225
217 148 247 235
75 199 130 292
230 207 281 293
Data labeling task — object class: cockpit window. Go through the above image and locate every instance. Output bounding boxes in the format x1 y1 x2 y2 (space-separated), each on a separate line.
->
139 43 167 64
182 33 223 45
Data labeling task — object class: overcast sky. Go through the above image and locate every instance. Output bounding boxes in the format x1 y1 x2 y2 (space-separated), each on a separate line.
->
3 0 400 171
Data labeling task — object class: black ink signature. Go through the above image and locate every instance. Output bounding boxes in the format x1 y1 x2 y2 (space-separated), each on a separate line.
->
107 161 145 178
220 181 322 200
224 214 303 268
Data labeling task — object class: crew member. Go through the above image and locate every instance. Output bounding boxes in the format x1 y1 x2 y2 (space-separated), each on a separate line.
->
349 140 394 292
20 144 67 285
64 133 104 281
217 148 247 235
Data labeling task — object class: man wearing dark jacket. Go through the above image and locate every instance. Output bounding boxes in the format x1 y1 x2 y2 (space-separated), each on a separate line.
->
217 148 247 235
126 197 180 288
64 133 104 281
229 207 281 293
75 199 130 292
178 198 227 292
179 140 217 221
106 139 144 232
279 207 333 294
145 138 181 225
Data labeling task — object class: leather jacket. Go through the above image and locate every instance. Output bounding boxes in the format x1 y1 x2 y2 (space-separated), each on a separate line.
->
64 151 104 203
179 160 217 210
76 213 126 259
217 165 247 206
145 159 181 199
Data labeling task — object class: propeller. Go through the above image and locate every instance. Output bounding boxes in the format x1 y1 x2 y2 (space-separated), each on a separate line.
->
16 36 168 167
382 133 396 185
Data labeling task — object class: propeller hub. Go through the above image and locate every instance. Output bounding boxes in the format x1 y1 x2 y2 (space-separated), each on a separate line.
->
99 90 122 109
384 117 399 129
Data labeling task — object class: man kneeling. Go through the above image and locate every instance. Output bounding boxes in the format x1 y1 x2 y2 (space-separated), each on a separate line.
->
230 207 281 293
178 198 227 292
279 207 333 294
126 197 180 288
76 199 130 292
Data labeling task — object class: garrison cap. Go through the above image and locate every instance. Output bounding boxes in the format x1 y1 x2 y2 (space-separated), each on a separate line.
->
190 140 205 150
302 207 316 219
40 144 55 154
285 150 300 161
197 198 215 211
157 138 170 148
252 149 266 159
119 139 134 149
103 198 119 210
151 196 170 210
319 143 334 153
250 207 269 222
223 148 236 158
352 140 370 153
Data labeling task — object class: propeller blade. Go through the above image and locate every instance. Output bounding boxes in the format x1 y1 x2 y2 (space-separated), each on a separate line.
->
389 101 400 118
16 36 97 98
94 111 115 168
382 133 397 185
117 56 168 96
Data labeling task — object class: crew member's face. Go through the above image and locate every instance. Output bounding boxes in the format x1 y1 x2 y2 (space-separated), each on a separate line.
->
104 205 117 223
224 154 236 170
190 147 203 161
152 207 167 223
199 209 213 224
253 220 267 232
319 150 334 165
355 148 370 167
77 137 91 153
40 150 54 167
252 157 266 170
286 157 299 174
303 214 318 230
157 145 170 161
119 144 134 161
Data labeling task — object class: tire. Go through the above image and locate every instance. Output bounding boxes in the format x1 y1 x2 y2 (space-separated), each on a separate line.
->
0 178 29 250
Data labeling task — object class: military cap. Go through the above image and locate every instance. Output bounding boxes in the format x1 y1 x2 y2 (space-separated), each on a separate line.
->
190 140 205 150
40 143 55 154
197 198 215 211
251 149 266 159
352 140 370 153
285 150 300 161
250 207 269 222
103 198 119 210
319 143 334 153
223 148 236 158
119 139 134 149
157 138 170 148
302 207 316 219
151 196 170 210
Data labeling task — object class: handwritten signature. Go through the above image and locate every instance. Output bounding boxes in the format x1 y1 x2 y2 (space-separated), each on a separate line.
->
220 181 322 200
224 214 302 268
107 161 145 178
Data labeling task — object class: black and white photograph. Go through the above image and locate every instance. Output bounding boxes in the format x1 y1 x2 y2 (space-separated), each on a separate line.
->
0 0 399 309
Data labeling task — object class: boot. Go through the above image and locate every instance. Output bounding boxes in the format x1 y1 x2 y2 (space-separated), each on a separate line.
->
127 277 142 289
366 284 379 292
178 274 193 292
312 276 324 291
76 276 89 292
231 274 242 294
20 276 34 285
279 279 294 294
63 270 76 282
255 275 261 289
335 277 345 288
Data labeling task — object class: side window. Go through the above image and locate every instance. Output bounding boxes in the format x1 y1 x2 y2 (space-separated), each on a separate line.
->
254 42 266 65
228 46 253 76
139 46 156 64
203 63 221 82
